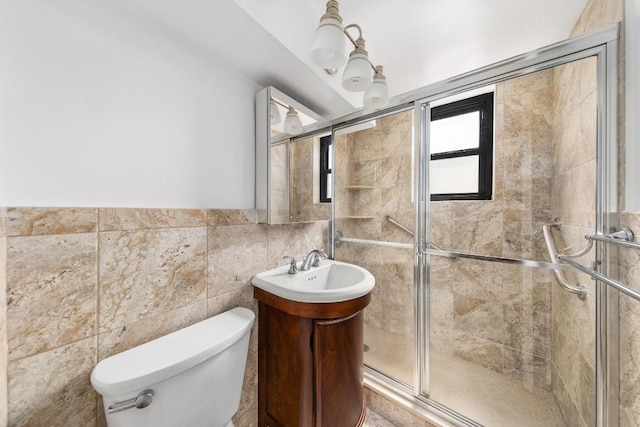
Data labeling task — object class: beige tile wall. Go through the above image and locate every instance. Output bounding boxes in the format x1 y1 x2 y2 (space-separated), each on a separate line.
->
0 207 327 426
549 0 624 424
619 212 640 427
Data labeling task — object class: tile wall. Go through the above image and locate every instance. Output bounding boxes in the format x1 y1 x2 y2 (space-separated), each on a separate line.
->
0 207 327 426
619 212 640 426
333 71 557 393
550 0 623 424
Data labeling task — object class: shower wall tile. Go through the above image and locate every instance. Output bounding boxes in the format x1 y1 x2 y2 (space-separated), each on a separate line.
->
5 207 97 236
452 260 502 301
97 300 207 361
453 296 506 345
452 202 504 255
8 337 97 427
208 224 268 297
99 208 206 231
6 233 97 360
98 227 207 332
620 211 640 427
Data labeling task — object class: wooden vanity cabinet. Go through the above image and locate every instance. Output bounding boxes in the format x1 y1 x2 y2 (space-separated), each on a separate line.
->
254 288 371 427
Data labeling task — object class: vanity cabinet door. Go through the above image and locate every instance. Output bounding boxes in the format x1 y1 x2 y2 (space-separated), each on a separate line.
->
313 311 365 427
260 304 314 427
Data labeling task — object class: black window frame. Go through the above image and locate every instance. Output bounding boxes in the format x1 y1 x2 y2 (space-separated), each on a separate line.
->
430 92 494 201
319 135 332 203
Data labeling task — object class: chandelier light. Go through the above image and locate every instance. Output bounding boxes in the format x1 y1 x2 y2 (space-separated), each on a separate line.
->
310 1 389 109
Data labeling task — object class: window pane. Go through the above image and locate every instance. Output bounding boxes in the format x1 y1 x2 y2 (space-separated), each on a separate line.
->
430 111 480 154
326 173 332 199
430 155 479 194
328 144 333 169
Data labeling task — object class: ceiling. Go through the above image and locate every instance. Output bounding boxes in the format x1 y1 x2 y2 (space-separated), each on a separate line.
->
115 0 588 119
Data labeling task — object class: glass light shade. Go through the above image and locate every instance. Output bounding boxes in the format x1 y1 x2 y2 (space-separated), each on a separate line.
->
270 101 281 125
363 79 389 109
342 53 373 92
310 18 347 69
284 108 303 135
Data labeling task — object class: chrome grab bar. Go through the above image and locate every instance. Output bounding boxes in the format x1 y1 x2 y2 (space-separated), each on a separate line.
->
542 223 588 300
385 215 455 258
385 215 413 236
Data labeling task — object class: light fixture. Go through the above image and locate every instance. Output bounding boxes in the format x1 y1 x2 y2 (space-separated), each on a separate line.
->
363 66 389 109
271 98 304 135
310 1 347 70
310 1 389 108
283 107 303 135
270 100 281 125
341 27 372 92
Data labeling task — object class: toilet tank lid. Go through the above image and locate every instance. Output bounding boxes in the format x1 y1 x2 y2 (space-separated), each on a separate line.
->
91 307 255 396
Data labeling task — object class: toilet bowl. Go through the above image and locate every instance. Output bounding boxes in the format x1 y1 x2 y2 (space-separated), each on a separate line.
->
91 307 255 427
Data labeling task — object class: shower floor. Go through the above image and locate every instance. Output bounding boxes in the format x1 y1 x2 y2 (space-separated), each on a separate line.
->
364 325 566 427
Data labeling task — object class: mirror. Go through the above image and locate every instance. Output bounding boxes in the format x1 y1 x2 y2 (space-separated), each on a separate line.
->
289 133 332 223
255 86 326 224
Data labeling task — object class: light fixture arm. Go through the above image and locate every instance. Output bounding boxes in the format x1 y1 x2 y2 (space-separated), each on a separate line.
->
343 24 376 73
271 98 292 110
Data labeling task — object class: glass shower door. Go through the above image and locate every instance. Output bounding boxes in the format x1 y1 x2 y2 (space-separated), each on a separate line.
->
423 57 599 426
332 109 417 388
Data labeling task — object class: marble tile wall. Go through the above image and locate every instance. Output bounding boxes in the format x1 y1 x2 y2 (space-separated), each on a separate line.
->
0 207 327 426
334 110 414 340
438 71 555 390
619 212 640 427
549 0 623 424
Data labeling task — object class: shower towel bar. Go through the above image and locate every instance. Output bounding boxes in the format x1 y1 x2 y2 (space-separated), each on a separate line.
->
557 254 640 302
334 231 570 271
544 224 640 302
586 228 640 250
542 223 588 300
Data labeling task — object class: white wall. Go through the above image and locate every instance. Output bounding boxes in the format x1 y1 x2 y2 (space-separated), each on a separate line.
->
627 0 640 212
0 0 260 208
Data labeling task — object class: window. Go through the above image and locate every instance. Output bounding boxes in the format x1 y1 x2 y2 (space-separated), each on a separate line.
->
430 92 494 201
319 135 332 202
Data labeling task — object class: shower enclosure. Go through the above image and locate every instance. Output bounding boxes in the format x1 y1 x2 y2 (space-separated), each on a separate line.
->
327 25 625 426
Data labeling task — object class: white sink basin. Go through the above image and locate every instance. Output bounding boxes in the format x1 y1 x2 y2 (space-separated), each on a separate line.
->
251 260 375 303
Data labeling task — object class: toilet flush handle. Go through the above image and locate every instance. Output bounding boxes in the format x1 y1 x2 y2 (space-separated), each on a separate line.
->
107 389 154 414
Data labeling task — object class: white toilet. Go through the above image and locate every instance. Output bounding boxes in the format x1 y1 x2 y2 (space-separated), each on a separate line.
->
91 307 255 427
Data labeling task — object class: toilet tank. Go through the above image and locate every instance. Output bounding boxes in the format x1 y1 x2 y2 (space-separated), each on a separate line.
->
91 307 255 427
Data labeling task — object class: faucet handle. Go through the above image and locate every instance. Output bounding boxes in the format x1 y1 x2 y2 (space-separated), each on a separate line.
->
283 256 299 274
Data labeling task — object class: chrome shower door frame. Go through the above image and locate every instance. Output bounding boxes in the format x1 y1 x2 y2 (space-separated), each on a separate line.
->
324 24 621 427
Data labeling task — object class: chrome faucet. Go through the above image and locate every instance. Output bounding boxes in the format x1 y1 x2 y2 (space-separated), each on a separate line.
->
300 249 328 271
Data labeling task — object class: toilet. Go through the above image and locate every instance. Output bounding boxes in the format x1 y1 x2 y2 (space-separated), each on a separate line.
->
91 307 255 427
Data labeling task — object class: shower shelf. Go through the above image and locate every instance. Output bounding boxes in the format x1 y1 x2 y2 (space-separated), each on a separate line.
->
345 185 375 190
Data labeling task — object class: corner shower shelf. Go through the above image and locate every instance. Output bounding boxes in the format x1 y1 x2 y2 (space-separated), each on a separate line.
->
345 185 375 190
